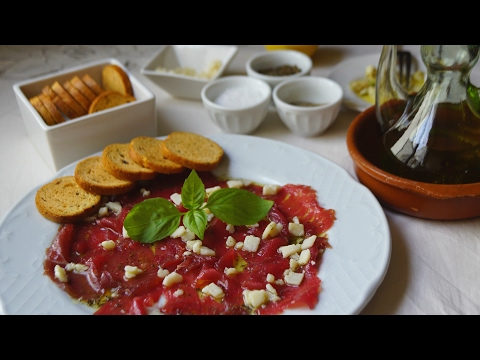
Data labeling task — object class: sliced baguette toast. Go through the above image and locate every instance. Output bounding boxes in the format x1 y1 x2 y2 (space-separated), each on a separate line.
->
51 81 87 117
129 136 185 174
38 93 65 124
74 156 136 195
102 64 134 97
161 131 224 171
70 75 97 102
102 143 157 181
30 95 56 126
88 90 135 114
35 176 102 223
63 80 91 112
42 84 79 120
82 74 105 96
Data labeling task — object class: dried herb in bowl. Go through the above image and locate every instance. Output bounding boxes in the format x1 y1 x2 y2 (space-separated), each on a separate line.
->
258 65 301 76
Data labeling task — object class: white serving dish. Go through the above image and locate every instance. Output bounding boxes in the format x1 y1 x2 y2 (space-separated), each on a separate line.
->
273 76 343 137
0 134 391 315
140 45 238 100
13 58 157 172
201 75 271 134
246 50 312 89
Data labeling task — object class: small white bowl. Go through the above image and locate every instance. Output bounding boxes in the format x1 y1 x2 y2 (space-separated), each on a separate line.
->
201 75 271 134
246 50 312 89
13 58 156 172
141 45 238 100
272 76 343 137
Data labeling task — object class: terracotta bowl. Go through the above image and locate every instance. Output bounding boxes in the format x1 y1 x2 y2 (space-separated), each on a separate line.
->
346 105 480 220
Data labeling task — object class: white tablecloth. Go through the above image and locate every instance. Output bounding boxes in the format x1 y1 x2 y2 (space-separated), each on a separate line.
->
1 44 479 315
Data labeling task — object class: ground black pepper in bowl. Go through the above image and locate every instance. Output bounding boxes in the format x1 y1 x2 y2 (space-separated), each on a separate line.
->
258 65 301 76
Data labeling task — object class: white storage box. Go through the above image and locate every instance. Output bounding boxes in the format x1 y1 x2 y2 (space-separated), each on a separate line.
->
13 58 157 172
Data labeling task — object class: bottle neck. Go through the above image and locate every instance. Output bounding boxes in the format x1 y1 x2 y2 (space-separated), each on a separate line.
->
423 69 469 104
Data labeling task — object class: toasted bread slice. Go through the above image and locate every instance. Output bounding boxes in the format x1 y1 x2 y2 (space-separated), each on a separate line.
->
129 136 185 174
38 93 65 124
70 75 97 102
51 81 87 117
37 93 65 124
161 132 224 171
88 90 135 114
75 156 136 195
82 74 105 96
102 143 157 181
30 96 56 126
42 85 79 119
35 176 102 223
102 64 134 96
63 80 91 112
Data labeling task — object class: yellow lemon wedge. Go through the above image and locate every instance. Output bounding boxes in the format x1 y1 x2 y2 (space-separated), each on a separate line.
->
264 45 318 57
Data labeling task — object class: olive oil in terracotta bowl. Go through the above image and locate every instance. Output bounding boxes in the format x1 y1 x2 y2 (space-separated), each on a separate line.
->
346 106 480 220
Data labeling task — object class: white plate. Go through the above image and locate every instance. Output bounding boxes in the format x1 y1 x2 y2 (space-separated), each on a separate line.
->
328 53 381 112
0 134 391 315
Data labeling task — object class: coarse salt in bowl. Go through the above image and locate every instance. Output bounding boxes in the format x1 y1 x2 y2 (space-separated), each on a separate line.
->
201 75 271 134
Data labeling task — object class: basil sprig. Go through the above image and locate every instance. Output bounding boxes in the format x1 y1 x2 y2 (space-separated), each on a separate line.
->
124 170 274 243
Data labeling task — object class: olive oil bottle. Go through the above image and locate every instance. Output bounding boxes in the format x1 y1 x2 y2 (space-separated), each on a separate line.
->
376 45 480 184
381 100 480 184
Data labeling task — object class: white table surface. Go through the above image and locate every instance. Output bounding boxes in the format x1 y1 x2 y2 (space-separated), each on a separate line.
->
1 44 479 315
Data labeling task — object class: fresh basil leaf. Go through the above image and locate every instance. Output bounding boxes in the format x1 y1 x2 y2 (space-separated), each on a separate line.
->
207 188 274 226
181 169 206 210
124 198 183 243
183 208 208 240
123 170 277 245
